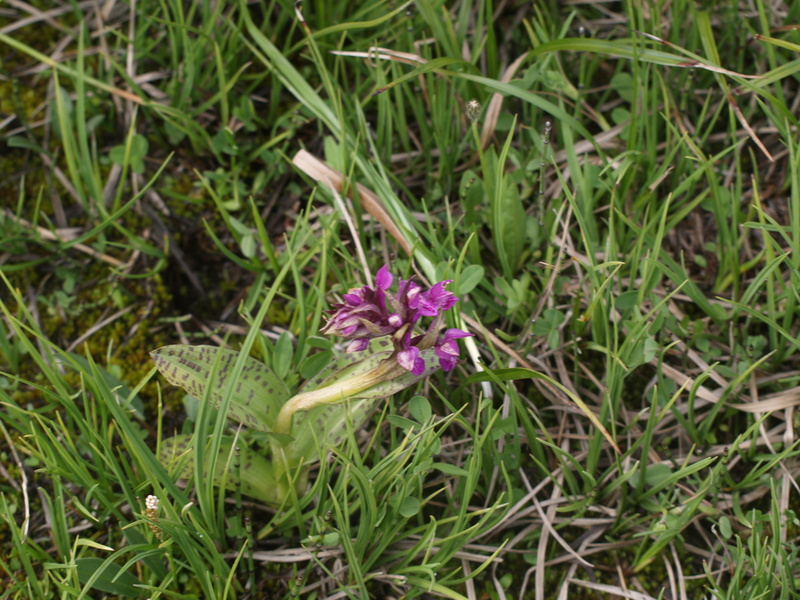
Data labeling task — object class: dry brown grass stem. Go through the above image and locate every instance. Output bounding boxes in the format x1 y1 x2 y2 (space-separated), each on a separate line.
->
0 0 94 35
292 150 413 257
569 579 660 600
329 47 428 68
480 51 529 150
1 209 125 268
327 182 371 288
64 304 137 353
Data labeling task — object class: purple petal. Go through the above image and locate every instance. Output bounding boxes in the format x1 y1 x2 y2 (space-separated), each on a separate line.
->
411 357 426 375
340 324 361 336
376 265 393 290
433 328 472 371
342 289 365 305
422 281 457 312
438 356 458 372
442 328 473 342
346 338 370 352
434 340 460 358
398 346 423 374
415 296 440 317
400 280 422 305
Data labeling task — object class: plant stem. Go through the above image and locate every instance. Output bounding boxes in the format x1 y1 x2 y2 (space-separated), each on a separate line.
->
274 357 403 435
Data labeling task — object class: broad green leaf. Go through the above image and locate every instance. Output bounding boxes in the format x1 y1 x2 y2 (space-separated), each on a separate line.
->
160 435 282 505
274 331 293 379
409 396 432 423
499 185 526 272
76 557 144 597
433 462 469 477
300 349 333 380
719 516 732 540
151 345 290 432
387 415 417 431
456 264 485 295
392 495 421 518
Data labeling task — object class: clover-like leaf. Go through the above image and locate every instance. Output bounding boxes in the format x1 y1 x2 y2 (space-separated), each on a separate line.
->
151 345 290 432
160 434 283 505
109 134 149 174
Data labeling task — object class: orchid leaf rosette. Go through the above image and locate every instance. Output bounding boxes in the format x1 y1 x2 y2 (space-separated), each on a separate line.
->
151 265 471 506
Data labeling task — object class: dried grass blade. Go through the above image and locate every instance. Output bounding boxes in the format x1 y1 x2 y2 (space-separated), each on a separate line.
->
292 150 413 256
330 47 428 67
729 387 800 412
726 90 774 162
481 52 528 149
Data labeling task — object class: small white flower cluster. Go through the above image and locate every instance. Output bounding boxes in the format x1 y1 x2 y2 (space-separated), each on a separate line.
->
145 495 159 512
144 495 161 539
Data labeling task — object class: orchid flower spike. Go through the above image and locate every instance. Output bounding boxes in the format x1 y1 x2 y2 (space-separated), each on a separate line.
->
322 265 472 375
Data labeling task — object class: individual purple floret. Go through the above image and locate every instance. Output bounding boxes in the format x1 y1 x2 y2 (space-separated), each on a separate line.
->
414 280 459 316
320 265 396 343
321 265 472 375
434 329 474 372
397 334 426 376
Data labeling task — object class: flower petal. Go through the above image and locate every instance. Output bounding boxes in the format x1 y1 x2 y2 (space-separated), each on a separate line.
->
376 265 394 290
397 346 421 373
434 340 459 358
438 356 458 372
442 328 473 341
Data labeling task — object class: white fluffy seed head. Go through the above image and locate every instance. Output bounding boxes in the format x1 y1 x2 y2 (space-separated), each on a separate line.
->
466 99 481 123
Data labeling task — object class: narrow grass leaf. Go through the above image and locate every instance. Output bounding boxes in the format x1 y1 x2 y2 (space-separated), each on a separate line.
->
75 557 144 598
465 368 621 453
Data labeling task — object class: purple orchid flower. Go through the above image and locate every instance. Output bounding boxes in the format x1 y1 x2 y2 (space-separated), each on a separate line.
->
275 266 474 436
434 329 474 372
321 265 472 375
320 265 395 342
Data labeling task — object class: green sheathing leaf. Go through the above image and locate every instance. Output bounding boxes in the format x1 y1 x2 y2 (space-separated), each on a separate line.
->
160 435 281 505
286 341 441 466
151 345 290 432
297 337 393 394
285 399 378 466
302 349 439 401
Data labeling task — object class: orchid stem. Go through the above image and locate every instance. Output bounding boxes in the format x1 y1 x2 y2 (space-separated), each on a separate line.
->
274 358 402 435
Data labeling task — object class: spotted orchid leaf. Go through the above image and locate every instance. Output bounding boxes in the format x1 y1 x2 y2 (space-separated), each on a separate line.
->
160 434 283 505
151 345 290 432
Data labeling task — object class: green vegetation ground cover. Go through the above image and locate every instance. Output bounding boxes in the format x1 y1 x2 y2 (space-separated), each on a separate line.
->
2 0 800 598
